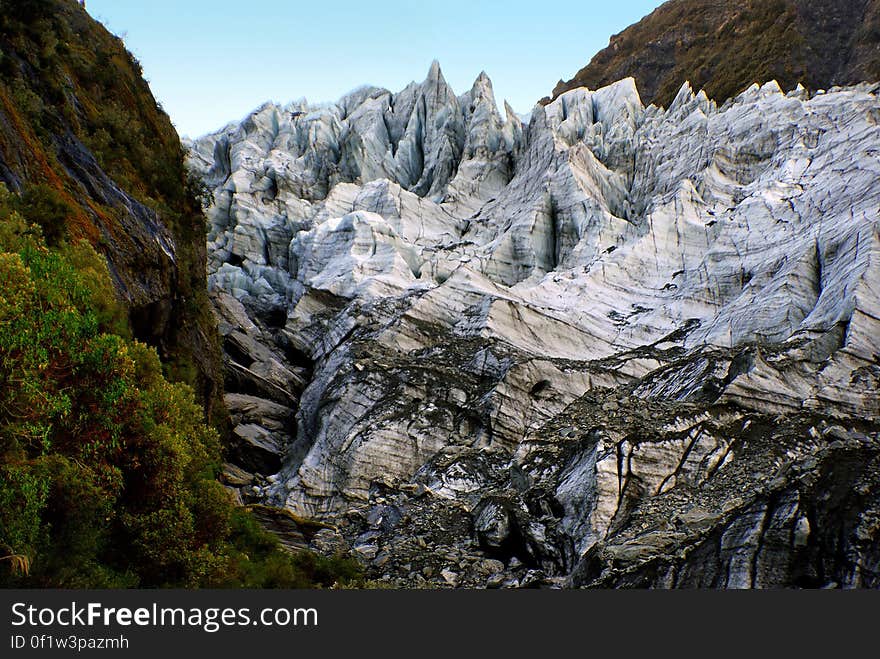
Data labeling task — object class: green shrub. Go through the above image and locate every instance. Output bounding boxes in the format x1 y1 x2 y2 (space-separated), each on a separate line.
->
0 194 361 588
0 464 48 572
218 509 365 589
17 184 76 247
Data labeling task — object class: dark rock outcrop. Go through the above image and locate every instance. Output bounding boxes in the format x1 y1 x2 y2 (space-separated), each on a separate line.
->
546 0 880 107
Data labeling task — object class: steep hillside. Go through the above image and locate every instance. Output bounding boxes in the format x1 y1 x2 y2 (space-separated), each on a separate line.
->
0 0 365 588
0 0 222 417
547 0 880 107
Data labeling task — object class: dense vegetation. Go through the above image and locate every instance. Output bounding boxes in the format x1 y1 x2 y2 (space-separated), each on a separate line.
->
0 187 361 588
547 0 880 107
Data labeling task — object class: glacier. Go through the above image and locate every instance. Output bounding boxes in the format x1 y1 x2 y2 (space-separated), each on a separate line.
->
187 63 880 588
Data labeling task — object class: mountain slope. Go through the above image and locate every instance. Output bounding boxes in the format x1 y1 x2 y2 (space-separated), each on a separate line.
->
0 0 367 588
0 0 222 416
547 0 880 107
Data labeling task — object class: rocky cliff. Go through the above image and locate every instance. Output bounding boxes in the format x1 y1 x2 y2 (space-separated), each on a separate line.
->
0 0 222 417
547 0 880 107
190 63 880 588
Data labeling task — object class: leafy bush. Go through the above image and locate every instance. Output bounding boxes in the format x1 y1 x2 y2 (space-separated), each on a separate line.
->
17 184 74 247
0 194 361 588
219 510 364 589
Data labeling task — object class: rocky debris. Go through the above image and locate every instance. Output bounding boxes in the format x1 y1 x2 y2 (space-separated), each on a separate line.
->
221 462 255 487
310 528 350 556
315 477 539 589
569 425 880 588
190 67 880 588
303 404 877 589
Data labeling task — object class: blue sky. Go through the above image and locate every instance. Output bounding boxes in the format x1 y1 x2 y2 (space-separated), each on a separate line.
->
86 1 664 138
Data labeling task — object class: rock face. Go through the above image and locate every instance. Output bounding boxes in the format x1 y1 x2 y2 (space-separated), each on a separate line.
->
189 64 880 588
547 0 880 108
